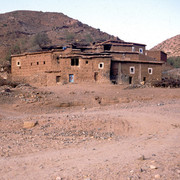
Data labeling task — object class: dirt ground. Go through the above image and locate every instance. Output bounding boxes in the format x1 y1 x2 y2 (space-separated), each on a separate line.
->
0 83 180 180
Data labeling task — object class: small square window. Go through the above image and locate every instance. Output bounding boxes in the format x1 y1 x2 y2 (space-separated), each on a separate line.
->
37 62 39 65
130 66 135 74
16 61 21 66
98 62 104 69
139 48 143 54
86 61 88 64
31 63 33 66
71 58 79 66
148 68 153 74
43 61 46 65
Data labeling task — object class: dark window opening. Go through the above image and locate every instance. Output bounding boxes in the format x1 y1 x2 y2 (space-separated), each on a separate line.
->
31 63 33 66
16 61 21 66
148 68 152 74
98 62 104 69
94 72 98 81
57 56 60 64
130 67 135 74
56 76 60 83
43 61 46 65
71 58 79 66
86 61 88 64
37 62 39 65
143 77 146 82
129 77 132 84
104 44 112 51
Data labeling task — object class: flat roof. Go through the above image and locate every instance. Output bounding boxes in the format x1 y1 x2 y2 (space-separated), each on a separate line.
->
112 59 164 64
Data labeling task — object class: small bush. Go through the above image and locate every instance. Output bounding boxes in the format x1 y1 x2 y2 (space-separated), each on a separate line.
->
32 33 52 48
167 56 180 68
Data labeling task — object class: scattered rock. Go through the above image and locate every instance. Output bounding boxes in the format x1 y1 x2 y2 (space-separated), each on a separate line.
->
84 178 91 180
130 170 134 173
56 177 62 180
150 165 158 169
176 169 180 174
157 103 164 106
138 155 146 160
23 121 38 128
154 174 161 179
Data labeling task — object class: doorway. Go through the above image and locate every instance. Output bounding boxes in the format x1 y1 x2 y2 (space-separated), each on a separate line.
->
129 76 132 84
56 76 61 83
69 74 74 83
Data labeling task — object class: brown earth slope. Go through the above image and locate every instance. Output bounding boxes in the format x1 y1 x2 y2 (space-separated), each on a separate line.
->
151 34 180 57
0 10 118 63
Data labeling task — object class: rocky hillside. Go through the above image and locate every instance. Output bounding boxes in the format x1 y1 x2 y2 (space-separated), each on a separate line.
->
151 34 180 57
0 10 118 64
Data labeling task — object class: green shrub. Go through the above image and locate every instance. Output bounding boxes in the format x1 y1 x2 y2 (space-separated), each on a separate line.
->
32 33 52 48
167 56 180 68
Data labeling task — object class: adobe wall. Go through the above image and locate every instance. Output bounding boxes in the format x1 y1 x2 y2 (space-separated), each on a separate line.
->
140 63 162 82
11 52 53 77
118 62 162 84
112 52 139 60
111 45 132 52
161 52 167 62
133 45 146 55
146 51 167 62
11 50 111 86
47 57 111 85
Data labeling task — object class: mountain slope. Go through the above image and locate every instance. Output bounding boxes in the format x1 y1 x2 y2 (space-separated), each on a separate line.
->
151 34 180 57
0 10 118 63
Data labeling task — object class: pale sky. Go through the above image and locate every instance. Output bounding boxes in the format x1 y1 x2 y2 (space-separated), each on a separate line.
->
0 0 180 49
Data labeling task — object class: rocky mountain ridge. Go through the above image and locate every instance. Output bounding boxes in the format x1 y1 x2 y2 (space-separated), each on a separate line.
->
0 10 118 64
151 34 180 57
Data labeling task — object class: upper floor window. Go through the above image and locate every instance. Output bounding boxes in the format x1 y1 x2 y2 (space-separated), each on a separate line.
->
16 61 21 66
104 44 112 51
132 47 135 52
130 66 135 74
71 58 79 66
148 68 153 74
98 62 104 69
139 48 143 54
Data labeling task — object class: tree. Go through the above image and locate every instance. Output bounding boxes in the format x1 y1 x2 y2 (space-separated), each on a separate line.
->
33 32 52 48
167 56 180 68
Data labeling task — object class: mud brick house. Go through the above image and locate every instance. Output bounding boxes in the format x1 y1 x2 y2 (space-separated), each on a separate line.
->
11 40 166 86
